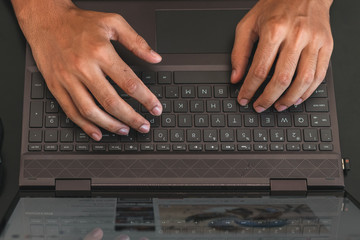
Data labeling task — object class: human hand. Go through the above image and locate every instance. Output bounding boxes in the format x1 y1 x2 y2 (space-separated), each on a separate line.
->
83 228 149 240
12 0 162 141
231 0 334 112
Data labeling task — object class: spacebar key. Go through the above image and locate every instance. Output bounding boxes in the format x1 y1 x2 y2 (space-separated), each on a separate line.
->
174 71 230 84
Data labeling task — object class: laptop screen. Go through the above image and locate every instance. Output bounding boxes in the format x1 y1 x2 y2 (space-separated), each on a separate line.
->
1 195 360 239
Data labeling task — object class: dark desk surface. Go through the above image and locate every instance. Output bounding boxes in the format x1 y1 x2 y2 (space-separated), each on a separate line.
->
0 0 359 222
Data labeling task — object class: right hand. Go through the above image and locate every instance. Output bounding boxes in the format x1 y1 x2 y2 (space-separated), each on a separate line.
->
12 0 163 141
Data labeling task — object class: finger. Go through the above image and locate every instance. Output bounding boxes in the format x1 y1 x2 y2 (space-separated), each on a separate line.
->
231 21 258 84
83 67 153 133
99 48 163 117
253 43 303 112
236 29 285 106
300 45 333 101
274 45 319 109
49 83 102 141
63 77 132 135
83 228 104 240
106 14 162 64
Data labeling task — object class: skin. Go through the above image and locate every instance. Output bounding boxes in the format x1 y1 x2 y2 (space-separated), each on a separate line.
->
11 0 334 140
231 0 334 113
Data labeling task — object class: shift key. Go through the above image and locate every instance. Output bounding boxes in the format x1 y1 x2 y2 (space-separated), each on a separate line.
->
30 102 43 127
305 98 329 112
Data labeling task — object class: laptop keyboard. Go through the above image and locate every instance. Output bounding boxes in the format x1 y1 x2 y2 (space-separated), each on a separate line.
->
27 71 333 153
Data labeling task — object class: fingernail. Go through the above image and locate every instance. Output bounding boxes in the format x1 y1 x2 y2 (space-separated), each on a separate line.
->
116 235 130 240
151 105 162 116
295 98 303 106
254 106 266 113
91 133 101 141
239 98 249 106
91 228 103 238
139 124 150 133
150 50 162 62
276 105 288 112
118 128 129 135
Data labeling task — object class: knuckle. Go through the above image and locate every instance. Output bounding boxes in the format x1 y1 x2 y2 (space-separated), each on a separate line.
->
102 95 119 111
258 96 274 107
264 18 288 43
89 43 108 61
253 66 268 80
301 72 315 85
102 13 124 25
276 73 292 88
123 78 139 95
79 105 96 119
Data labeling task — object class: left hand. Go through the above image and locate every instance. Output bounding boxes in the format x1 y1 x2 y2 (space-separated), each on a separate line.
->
231 0 334 112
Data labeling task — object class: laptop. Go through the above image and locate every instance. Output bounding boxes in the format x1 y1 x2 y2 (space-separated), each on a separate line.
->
21 0 344 192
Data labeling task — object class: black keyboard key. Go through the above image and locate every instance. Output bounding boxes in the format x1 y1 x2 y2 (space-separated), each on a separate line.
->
170 130 185 142
29 130 42 143
145 114 160 127
75 129 89 142
142 71 156 84
140 144 154 151
270 143 284 151
286 143 300 151
239 104 254 112
93 145 106 151
223 100 237 112
45 100 59 113
288 104 304 112
149 86 163 98
204 129 218 142
154 130 168 142
45 130 58 143
101 131 118 142
311 84 328 98
228 114 242 127
320 129 333 142
230 85 240 98
28 144 42 151
60 144 74 151
174 71 230 84
121 131 135 142
31 72 45 99
237 129 251 142
254 143 268 151
214 85 228 98
303 143 317 151
109 144 122 151
46 88 55 99
319 143 333 151
126 99 139 112
194 115 209 127
181 86 196 98
187 130 201 142
206 100 221 112
45 115 59 128
162 114 176 127
261 114 275 127
205 144 219 151
277 114 292 127
165 86 179 98
174 100 188 113
311 114 331 127
190 100 204 112
222 144 235 151
198 86 212 98
287 129 302 142
244 114 258 127
238 144 251 151
60 129 74 142
305 98 329 112
270 129 285 142
137 132 152 142
178 115 192 127
45 144 58 151
160 100 172 113
304 129 319 142
30 102 43 128
60 114 74 128
76 144 89 151
254 129 268 142
125 144 138 151
220 130 234 142
294 114 309 127
173 144 186 151
188 144 203 151
158 71 172 84
211 115 225 127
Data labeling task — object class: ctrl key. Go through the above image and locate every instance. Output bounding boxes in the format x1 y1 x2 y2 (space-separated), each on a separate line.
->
28 144 42 151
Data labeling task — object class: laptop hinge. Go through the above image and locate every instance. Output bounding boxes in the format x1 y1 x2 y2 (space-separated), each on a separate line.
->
55 179 91 196
270 179 307 196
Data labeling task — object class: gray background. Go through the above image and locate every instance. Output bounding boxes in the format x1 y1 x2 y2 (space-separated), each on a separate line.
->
0 0 359 221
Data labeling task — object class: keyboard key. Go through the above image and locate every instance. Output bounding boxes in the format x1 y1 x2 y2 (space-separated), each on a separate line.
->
181 86 195 98
238 144 251 151
320 129 333 142
221 144 235 151
137 132 152 142
162 114 176 127
194 115 209 127
45 130 58 143
29 130 42 143
277 114 292 127
45 100 59 113
154 130 168 142
174 71 230 84
190 100 204 112
187 130 201 142
220 129 234 142
145 114 160 127
270 129 285 142
311 114 331 127
60 129 74 142
93 145 106 151
109 144 122 151
205 144 219 151
319 143 333 151
188 144 203 151
204 130 218 142
45 115 59 128
244 114 258 127
46 88 54 99
45 144 58 151
178 114 192 127
254 129 268 142
170 130 185 142
198 86 212 98
305 98 329 112
230 85 240 98
303 143 317 151
214 85 228 98
304 129 319 142
206 100 221 112
28 144 42 151
30 102 43 128
165 86 179 98
237 129 251 142
223 100 237 112
142 71 156 84
158 71 172 84
174 100 188 113
140 144 154 151
76 144 89 151
286 143 300 151
149 86 163 98
311 84 328 98
160 100 172 113
294 114 309 127
261 114 275 127
75 129 89 142
121 131 135 142
60 144 74 151
287 129 302 142
173 144 186 151
228 114 242 127
270 143 284 151
288 103 303 112
101 131 118 142
211 115 225 127
125 144 138 151
60 114 74 128
239 104 254 112
254 143 268 151
31 72 45 99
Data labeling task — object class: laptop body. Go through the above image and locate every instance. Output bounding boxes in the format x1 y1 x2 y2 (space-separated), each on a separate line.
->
20 0 344 191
